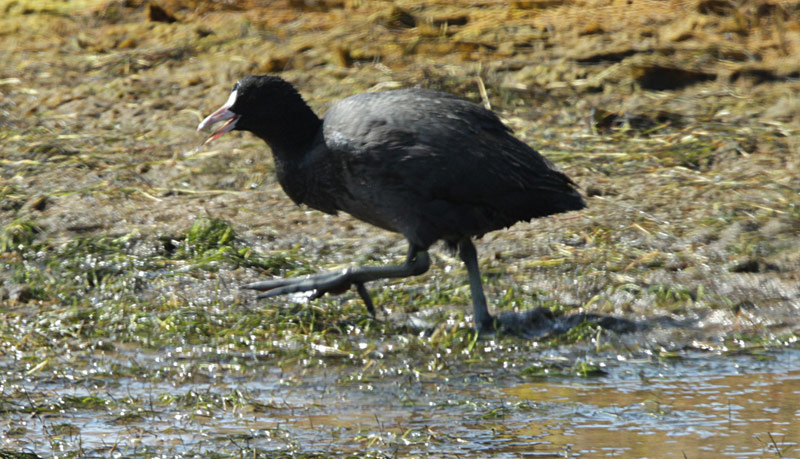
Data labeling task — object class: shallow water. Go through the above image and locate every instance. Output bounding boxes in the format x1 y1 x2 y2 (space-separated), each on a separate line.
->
504 353 800 458
3 348 798 458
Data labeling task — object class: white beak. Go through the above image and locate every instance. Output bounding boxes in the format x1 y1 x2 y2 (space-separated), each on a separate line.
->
198 89 240 144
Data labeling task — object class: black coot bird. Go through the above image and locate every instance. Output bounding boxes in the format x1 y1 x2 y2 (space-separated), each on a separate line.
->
198 75 585 332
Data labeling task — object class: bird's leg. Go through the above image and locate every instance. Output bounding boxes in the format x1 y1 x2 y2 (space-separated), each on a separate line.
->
242 245 430 316
457 238 495 332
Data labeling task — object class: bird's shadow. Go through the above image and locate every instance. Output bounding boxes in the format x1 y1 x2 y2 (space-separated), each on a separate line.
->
397 306 651 340
493 307 640 339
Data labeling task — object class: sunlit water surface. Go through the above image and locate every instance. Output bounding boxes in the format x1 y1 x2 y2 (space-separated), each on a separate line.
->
2 349 798 458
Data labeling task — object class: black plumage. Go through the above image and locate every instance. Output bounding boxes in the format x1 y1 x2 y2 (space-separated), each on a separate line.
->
198 75 585 331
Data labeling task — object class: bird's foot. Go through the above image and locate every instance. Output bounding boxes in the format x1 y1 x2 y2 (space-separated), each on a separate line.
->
242 270 349 298
470 313 497 336
242 269 376 316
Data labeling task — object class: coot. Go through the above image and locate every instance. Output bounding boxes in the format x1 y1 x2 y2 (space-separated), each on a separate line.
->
198 75 585 332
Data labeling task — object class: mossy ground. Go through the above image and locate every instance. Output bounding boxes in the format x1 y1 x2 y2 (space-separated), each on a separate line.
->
1 0 799 456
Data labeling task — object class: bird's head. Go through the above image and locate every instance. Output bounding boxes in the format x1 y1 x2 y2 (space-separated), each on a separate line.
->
197 75 310 145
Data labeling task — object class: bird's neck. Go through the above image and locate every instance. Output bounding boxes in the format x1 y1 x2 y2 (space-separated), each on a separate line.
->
254 105 322 162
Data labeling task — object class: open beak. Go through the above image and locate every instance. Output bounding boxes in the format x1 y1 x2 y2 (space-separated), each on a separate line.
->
197 90 240 144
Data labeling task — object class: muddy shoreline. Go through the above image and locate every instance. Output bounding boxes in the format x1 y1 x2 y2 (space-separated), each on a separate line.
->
1 0 799 456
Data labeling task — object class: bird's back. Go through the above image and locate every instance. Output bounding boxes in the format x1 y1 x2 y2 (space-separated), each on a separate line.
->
316 88 585 248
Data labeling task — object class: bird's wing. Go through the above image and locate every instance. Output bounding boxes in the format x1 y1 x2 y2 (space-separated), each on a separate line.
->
322 89 581 211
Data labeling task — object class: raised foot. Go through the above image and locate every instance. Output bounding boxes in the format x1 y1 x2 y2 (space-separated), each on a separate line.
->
242 270 350 298
241 269 376 316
